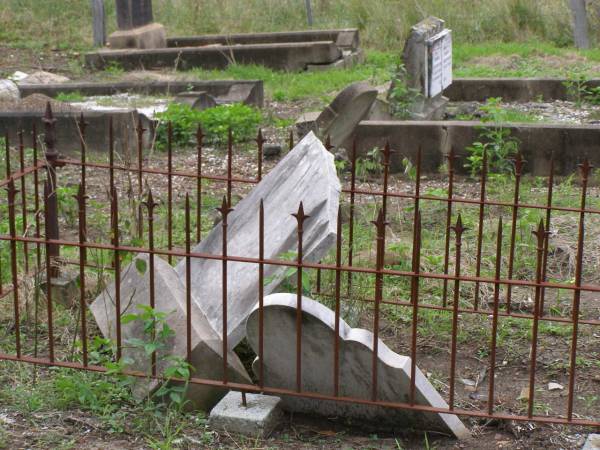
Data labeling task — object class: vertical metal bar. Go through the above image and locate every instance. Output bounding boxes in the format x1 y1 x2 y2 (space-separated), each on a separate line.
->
347 140 357 296
567 160 591 420
288 129 294 151
43 103 60 277
449 215 466 410
258 200 265 389
505 154 523 313
185 194 192 365
218 197 233 383
527 220 546 418
136 118 145 240
333 205 342 397
143 190 158 375
78 114 88 264
540 158 555 316
18 131 29 273
43 181 55 362
196 126 204 243
108 116 115 193
371 209 387 401
409 211 422 405
7 180 21 357
111 185 122 361
4 132 11 178
167 121 173 264
75 184 88 366
293 203 309 392
487 218 503 415
473 151 488 310
33 124 41 271
256 129 264 182
382 142 391 220
227 128 233 208
441 149 455 307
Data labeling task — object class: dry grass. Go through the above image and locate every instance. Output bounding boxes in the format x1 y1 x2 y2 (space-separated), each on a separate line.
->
0 0 592 51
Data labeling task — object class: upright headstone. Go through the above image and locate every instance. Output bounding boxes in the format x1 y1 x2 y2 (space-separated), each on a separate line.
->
108 0 166 50
389 17 451 120
116 0 153 29
91 0 106 47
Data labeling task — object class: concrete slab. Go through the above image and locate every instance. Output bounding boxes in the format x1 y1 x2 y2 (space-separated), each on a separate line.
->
167 29 360 51
246 293 470 439
209 392 283 437
85 41 342 72
17 80 264 108
446 77 600 103
0 109 139 155
354 120 600 176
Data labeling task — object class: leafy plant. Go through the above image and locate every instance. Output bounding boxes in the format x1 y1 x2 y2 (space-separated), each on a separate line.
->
356 147 383 181
55 91 85 102
388 64 422 119
563 67 600 107
154 103 262 149
465 98 520 177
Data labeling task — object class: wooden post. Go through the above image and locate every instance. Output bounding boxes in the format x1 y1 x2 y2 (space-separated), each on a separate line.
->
569 0 590 49
305 0 313 26
91 0 106 47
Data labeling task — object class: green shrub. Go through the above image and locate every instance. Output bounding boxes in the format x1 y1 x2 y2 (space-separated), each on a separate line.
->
154 103 262 149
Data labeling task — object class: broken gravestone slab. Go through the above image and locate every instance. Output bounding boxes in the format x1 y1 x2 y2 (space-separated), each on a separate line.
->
296 82 377 148
246 293 470 439
174 131 340 349
90 254 251 411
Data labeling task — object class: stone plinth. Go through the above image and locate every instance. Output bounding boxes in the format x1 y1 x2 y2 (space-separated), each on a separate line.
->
209 392 283 437
108 22 166 50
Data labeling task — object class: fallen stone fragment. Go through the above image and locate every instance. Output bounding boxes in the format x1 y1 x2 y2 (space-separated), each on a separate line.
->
583 434 600 450
19 71 70 85
90 254 250 411
547 382 564 391
0 79 20 102
209 391 283 437
246 293 470 439
175 131 340 349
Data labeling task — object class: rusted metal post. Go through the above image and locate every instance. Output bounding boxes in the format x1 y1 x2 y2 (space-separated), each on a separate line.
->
136 118 145 239
487 218 503 415
256 129 264 182
18 131 29 273
143 190 159 375
409 211 422 405
371 208 388 402
7 180 21 357
258 200 265 389
196 126 204 242
293 202 310 393
333 205 342 397
185 194 192 365
505 154 524 313
441 148 456 308
449 215 467 410
473 150 488 310
43 103 60 277
218 197 234 383
75 184 89 366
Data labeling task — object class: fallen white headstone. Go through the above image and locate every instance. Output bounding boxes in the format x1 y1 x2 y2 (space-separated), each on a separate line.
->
246 293 470 439
175 131 341 349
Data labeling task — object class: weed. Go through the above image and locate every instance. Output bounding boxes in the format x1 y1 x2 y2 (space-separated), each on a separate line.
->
154 103 262 148
55 91 85 102
465 98 520 177
389 64 422 119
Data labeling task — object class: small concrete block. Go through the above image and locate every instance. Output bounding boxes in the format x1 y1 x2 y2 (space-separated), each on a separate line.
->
583 434 600 450
209 392 283 437
108 22 166 50
336 30 359 50
295 111 320 139
42 276 79 306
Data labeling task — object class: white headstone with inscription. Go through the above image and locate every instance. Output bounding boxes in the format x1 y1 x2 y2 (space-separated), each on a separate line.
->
426 29 452 98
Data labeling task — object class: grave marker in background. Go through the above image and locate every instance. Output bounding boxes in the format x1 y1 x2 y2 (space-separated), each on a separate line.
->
108 0 166 49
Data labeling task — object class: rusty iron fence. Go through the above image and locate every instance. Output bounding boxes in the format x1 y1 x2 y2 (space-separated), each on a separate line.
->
1 102 599 430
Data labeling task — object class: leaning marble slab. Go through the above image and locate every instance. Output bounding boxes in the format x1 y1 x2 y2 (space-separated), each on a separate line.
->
246 293 470 439
175 131 341 349
90 254 251 411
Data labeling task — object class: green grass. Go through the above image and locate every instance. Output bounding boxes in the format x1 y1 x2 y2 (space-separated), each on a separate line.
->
189 51 396 103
